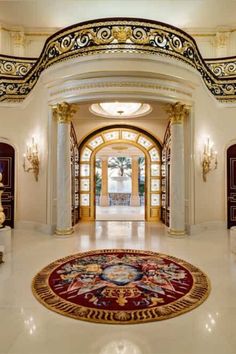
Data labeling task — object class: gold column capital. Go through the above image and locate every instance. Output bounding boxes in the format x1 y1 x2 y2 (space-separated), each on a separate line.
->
11 31 25 47
52 102 77 124
166 102 189 125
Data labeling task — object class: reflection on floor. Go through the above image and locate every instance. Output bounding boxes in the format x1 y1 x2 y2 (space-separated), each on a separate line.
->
96 206 145 220
1 222 236 354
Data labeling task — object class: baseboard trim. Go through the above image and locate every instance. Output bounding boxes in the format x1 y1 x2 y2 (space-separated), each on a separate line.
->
15 221 56 235
187 221 226 235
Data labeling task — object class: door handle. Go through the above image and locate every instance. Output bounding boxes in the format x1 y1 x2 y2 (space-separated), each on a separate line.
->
228 197 236 202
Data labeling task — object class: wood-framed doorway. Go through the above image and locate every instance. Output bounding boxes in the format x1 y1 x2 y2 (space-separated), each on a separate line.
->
79 125 162 222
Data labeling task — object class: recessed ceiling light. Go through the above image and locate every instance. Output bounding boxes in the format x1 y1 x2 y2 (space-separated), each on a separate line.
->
90 102 152 118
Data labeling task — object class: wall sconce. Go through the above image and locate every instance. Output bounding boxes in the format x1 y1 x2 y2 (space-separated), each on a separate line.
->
23 137 39 181
202 137 218 182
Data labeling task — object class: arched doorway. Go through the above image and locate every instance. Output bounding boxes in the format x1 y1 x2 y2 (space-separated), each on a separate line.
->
0 142 15 228
227 144 236 228
95 143 145 221
79 126 161 222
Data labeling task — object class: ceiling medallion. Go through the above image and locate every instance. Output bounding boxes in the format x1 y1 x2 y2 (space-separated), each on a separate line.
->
90 102 152 118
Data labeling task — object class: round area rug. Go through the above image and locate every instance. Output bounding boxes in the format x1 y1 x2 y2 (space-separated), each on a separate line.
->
32 249 210 324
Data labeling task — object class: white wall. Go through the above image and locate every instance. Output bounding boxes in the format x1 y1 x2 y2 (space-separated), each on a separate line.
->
0 84 48 225
193 86 236 225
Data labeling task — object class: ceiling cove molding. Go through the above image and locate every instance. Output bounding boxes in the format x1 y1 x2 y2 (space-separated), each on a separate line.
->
48 77 193 105
1 17 236 103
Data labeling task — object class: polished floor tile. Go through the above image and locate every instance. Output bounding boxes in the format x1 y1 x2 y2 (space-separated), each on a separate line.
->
0 222 236 354
96 206 145 220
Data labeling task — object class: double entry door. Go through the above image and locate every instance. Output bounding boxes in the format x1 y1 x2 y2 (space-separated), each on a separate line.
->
0 143 15 228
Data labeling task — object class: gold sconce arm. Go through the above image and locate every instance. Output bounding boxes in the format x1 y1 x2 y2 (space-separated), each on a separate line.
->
23 137 40 181
202 137 218 182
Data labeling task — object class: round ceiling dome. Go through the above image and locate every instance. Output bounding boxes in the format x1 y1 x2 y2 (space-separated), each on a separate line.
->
90 102 152 118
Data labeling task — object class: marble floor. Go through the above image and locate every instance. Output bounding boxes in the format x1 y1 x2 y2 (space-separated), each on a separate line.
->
96 206 145 220
1 222 236 354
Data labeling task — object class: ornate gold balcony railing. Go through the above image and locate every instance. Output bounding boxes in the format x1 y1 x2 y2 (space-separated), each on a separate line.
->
0 55 36 78
1 18 236 103
205 57 236 78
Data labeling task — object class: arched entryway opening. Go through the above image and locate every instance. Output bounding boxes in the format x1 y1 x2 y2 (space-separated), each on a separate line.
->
0 142 15 228
95 143 145 221
79 126 162 222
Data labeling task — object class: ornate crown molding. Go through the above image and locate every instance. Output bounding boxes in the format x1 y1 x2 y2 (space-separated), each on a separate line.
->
1 18 236 103
52 102 77 123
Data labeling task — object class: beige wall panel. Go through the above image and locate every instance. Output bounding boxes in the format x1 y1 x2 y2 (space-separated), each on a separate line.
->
0 84 48 225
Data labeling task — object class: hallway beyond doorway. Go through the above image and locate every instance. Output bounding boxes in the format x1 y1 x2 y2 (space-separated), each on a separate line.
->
96 206 145 220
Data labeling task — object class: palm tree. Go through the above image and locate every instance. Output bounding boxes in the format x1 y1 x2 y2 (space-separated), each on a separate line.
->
138 157 145 195
95 171 102 194
95 158 102 194
108 157 131 176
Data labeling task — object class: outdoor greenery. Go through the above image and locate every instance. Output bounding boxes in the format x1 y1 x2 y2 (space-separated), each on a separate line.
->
95 156 145 195
95 171 102 194
138 156 145 195
108 157 131 177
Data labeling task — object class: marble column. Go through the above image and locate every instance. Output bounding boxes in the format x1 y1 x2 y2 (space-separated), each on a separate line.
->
100 157 109 206
53 102 76 235
130 156 140 206
167 102 189 236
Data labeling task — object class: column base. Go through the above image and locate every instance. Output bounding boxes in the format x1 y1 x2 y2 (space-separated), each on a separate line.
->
55 227 74 236
168 228 186 238
130 195 140 206
100 195 109 207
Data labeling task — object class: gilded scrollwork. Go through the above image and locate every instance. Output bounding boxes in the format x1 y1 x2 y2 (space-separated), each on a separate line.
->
166 102 189 124
0 56 36 78
1 19 236 102
52 102 77 123
206 59 236 78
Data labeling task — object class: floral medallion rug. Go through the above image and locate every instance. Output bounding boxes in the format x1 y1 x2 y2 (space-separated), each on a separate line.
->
32 249 210 324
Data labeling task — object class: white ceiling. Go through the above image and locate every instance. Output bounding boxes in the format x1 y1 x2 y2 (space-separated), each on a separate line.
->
74 102 167 121
0 0 236 30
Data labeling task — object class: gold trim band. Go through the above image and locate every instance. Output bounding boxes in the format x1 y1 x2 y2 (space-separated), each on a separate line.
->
55 227 74 235
168 228 186 236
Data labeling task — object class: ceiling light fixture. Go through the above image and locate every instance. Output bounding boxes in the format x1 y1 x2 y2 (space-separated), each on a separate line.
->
90 102 152 118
